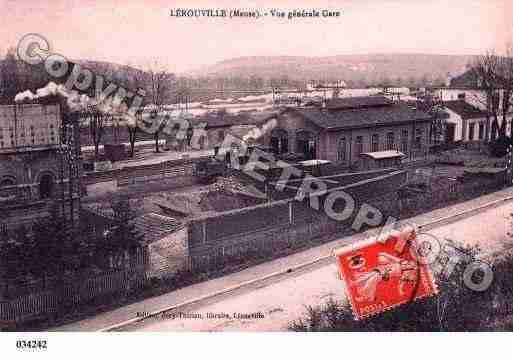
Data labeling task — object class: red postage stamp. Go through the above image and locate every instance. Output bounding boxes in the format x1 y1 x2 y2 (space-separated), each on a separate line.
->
334 229 438 320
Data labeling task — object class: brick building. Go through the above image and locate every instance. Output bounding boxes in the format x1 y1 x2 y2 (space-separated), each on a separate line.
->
261 96 432 167
165 111 277 151
0 103 82 229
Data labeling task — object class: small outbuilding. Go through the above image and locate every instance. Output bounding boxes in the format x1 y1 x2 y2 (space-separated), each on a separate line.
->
359 150 405 170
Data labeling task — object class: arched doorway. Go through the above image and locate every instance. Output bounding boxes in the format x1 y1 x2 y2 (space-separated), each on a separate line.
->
338 137 347 163
270 129 289 155
0 177 15 188
39 173 55 199
296 130 316 160
0 176 16 198
198 133 207 150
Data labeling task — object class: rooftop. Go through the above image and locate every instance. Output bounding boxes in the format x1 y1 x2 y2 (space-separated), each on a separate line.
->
360 150 406 160
443 100 488 119
326 96 393 110
151 177 266 218
190 110 277 129
289 102 431 131
132 213 181 244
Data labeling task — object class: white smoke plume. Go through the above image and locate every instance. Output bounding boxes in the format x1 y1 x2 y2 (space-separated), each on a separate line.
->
242 118 277 142
14 81 129 116
15 81 91 112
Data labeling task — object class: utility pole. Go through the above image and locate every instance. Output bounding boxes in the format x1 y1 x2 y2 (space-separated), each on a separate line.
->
59 110 81 228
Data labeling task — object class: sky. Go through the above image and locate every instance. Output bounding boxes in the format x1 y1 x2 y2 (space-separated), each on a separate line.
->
1 0 511 73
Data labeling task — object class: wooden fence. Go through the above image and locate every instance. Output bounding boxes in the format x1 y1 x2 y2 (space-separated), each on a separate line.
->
0 267 147 325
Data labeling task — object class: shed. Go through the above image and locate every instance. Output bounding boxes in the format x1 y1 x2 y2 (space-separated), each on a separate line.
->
132 213 189 279
359 150 405 170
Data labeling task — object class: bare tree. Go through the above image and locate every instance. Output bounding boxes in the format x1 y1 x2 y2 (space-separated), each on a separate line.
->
0 47 20 101
498 43 513 138
126 112 139 157
144 61 174 152
471 51 501 141
115 63 148 157
86 105 108 160
0 47 4 98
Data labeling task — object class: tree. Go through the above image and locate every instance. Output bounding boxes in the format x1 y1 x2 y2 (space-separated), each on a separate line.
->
31 206 70 276
423 94 446 146
105 197 144 269
471 51 501 141
0 47 20 102
0 225 12 279
85 105 108 160
144 61 174 152
498 43 513 138
117 64 148 157
126 112 139 157
148 109 168 153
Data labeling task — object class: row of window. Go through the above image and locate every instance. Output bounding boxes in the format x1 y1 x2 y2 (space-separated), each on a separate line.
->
0 125 58 148
338 129 423 161
0 174 55 199
0 137 56 148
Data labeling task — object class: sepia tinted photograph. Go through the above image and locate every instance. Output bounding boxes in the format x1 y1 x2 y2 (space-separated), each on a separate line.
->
1 1 513 356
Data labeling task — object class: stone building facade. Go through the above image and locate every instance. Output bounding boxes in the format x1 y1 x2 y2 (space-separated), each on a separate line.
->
260 96 432 167
0 103 82 229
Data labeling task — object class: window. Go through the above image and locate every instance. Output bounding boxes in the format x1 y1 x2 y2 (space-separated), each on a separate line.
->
218 130 225 143
401 130 408 153
280 137 288 154
478 123 484 140
39 174 54 199
355 136 363 155
371 134 379 152
415 129 422 149
271 129 289 154
338 137 346 161
469 123 475 141
307 140 316 159
270 137 279 154
386 132 395 150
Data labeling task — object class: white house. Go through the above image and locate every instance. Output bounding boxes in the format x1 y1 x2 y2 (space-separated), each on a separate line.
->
442 100 489 142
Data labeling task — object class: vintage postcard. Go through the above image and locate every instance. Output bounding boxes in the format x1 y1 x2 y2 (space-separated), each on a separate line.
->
0 0 512 357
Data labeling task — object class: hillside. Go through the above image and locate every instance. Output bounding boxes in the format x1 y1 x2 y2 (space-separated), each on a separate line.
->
187 54 474 84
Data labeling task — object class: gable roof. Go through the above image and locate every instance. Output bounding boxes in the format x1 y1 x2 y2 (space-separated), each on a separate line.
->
132 213 181 244
443 100 488 119
361 150 406 159
190 110 277 129
289 102 431 131
326 96 393 110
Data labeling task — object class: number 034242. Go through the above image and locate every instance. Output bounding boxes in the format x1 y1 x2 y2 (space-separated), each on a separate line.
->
16 340 47 350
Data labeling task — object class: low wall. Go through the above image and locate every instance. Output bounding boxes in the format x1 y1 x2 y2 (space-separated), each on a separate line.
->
269 167 398 200
117 158 199 187
187 170 407 269
84 157 205 189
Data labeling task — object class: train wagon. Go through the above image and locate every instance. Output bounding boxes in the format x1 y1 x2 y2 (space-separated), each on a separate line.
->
193 158 227 183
